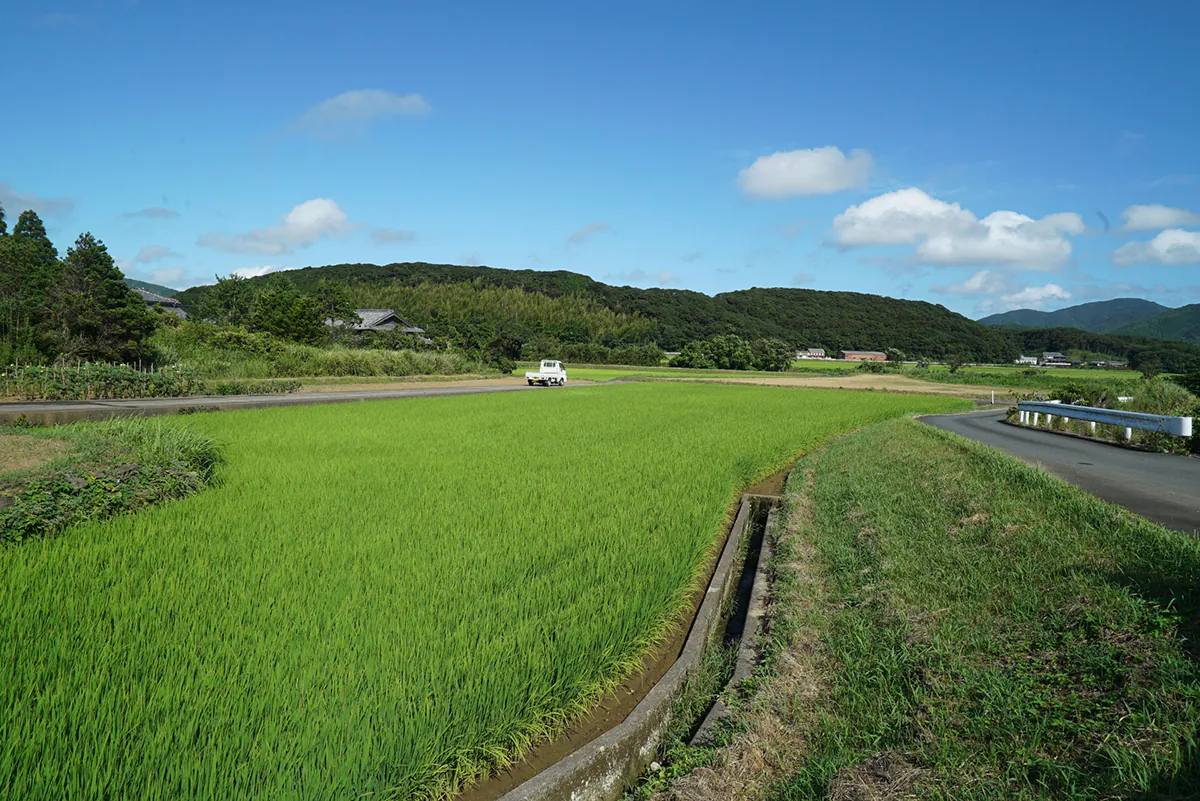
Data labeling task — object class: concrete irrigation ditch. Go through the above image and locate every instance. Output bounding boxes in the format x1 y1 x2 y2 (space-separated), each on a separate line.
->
473 488 784 801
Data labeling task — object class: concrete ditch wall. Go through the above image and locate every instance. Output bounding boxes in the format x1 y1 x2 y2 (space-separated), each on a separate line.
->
497 496 757 801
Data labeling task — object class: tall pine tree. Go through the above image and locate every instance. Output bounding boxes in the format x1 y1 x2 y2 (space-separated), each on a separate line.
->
0 201 7 236
0 209 60 362
48 233 156 363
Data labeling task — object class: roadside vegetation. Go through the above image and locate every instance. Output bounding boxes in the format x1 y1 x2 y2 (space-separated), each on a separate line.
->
0 384 967 800
0 417 222 543
1010 375 1200 455
654 418 1200 800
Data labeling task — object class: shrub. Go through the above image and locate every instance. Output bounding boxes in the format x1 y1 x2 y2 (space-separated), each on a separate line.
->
0 363 203 401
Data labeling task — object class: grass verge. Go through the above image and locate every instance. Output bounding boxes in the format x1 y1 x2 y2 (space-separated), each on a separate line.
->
655 417 1200 800
0 418 223 543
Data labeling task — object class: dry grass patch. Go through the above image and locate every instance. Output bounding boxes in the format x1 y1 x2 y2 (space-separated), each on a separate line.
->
0 434 71 476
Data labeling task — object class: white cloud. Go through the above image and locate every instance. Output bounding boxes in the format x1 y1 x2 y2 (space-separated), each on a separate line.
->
232 265 291 279
135 245 182 263
831 187 1083 270
793 272 814 285
566 221 612 246
738 147 872 198
369 226 415 244
289 90 430 137
933 269 1071 313
1120 204 1200 231
1112 229 1200 266
123 206 179 219
149 267 185 286
0 181 74 218
198 198 354 255
608 269 676 286
933 269 1011 296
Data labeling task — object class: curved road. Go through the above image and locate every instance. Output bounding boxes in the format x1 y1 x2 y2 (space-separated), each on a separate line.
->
921 410 1200 535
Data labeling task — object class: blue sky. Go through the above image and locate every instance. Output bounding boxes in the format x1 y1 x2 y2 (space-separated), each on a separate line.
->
3 0 1199 319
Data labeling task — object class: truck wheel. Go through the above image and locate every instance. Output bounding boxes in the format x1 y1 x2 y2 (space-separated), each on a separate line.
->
527 379 534 386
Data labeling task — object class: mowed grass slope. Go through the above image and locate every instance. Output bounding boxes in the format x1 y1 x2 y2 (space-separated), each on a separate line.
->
776 419 1200 799
0 384 968 800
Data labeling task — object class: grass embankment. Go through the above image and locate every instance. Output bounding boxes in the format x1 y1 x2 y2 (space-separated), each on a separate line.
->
0 418 222 542
700 419 1200 800
0 384 967 800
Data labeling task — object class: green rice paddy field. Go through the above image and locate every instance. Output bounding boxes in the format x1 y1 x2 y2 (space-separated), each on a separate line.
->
0 383 968 800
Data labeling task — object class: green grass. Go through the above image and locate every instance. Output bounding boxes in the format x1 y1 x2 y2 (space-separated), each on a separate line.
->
774 418 1200 799
0 384 967 800
513 362 854 382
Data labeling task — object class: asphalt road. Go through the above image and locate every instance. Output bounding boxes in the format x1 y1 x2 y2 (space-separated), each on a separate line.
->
921 409 1200 534
0 381 597 426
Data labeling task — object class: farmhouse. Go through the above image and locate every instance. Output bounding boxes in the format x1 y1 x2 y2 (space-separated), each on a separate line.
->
1041 351 1068 366
135 288 187 318
797 347 826 359
1014 355 1038 365
837 350 886 361
328 308 429 339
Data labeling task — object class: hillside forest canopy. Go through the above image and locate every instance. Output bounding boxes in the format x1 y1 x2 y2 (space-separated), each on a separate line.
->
6 226 1200 373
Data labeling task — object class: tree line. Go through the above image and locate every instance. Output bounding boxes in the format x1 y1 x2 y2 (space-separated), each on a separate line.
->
178 262 1021 361
0 204 157 364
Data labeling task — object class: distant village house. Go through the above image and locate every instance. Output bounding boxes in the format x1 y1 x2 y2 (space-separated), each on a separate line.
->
797 347 826 359
136 288 187 318
1041 351 1068 366
1014 355 1038 365
327 308 431 343
837 350 886 361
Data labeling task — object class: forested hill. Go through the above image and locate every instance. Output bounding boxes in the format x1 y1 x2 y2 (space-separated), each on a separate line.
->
978 298 1169 334
1114 303 1200 346
176 261 1017 360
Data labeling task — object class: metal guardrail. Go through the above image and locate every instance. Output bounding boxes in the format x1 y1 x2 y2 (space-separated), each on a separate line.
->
1016 400 1193 439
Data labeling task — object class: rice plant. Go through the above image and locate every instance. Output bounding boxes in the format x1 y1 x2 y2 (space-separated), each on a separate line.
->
0 383 967 800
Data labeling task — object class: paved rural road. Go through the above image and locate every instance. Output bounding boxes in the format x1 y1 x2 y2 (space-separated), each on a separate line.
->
0 381 600 426
921 409 1200 534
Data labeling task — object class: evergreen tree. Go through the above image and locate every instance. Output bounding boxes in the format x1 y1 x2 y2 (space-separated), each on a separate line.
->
196 274 256 326
48 233 156 362
12 210 57 262
0 201 7 236
248 280 326 345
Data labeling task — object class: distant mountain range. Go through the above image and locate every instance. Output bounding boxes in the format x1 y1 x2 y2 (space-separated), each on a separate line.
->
124 278 181 298
979 298 1200 346
978 298 1170 334
1116 303 1200 345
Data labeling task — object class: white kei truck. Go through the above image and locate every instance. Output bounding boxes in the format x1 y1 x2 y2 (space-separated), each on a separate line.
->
525 360 568 387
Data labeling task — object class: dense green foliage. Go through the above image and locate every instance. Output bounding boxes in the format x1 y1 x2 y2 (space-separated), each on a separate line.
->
668 335 793 371
1 418 223 543
1005 327 1200 373
1115 302 1200 346
0 206 156 365
176 262 1018 360
979 297 1169 333
150 321 477 379
775 419 1200 799
0 385 968 800
351 280 656 349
